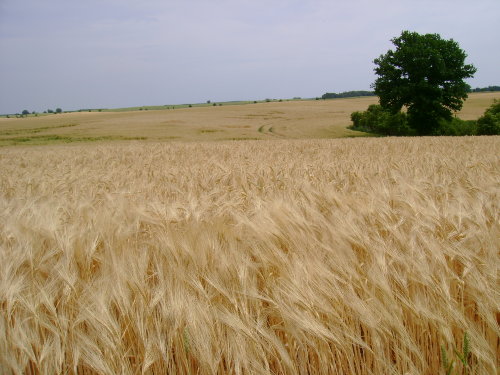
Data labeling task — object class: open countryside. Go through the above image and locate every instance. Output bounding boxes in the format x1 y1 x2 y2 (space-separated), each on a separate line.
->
1 92 498 146
1 91 499 374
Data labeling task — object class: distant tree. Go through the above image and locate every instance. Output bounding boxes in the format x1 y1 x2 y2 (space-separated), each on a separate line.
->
55 108 62 113
47 109 54 113
207 100 211 104
213 103 217 106
373 31 476 135
22 110 30 115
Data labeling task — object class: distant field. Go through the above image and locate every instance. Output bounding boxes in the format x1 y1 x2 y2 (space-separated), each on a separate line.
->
1 137 498 374
0 92 498 146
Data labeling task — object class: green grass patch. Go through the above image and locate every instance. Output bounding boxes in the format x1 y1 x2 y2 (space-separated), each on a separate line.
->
0 123 79 136
199 129 222 133
219 137 261 141
0 134 147 146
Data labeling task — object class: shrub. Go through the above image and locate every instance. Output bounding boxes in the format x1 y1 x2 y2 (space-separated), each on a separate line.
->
350 103 499 136
350 105 413 136
476 100 500 135
433 118 478 136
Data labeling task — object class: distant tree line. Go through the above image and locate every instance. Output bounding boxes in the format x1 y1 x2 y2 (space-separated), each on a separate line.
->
321 91 375 99
469 86 500 93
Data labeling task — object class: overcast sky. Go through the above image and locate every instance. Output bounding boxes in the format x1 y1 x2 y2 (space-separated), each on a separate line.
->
0 0 499 113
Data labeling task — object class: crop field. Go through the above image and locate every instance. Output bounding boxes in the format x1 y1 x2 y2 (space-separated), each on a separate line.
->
0 92 498 146
1 135 499 374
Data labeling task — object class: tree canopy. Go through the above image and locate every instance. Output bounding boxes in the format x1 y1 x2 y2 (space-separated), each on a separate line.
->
373 31 476 135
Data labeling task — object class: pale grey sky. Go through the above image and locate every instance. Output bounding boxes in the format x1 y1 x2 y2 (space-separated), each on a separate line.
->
0 0 498 113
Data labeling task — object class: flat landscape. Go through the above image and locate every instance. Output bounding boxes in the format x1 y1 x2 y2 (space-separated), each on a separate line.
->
0 92 498 146
0 94 499 374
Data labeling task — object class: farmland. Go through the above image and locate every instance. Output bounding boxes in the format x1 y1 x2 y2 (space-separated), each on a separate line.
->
1 133 499 374
0 92 498 146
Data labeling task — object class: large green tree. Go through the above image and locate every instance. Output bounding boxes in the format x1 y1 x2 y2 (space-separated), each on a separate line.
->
373 31 476 135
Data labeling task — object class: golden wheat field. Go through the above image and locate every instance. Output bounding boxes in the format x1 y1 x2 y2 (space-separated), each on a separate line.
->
0 135 499 374
1 92 499 146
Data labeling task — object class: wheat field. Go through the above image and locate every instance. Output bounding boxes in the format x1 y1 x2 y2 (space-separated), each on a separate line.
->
1 92 499 146
0 136 499 374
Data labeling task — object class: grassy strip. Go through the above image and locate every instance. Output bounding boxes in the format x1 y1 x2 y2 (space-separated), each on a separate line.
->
0 134 147 146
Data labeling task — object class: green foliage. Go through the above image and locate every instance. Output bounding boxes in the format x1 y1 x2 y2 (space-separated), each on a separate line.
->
373 31 476 135
350 104 413 136
349 104 486 136
47 109 54 113
322 90 375 99
56 108 62 113
441 332 472 375
476 100 500 135
22 110 30 115
433 118 477 136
